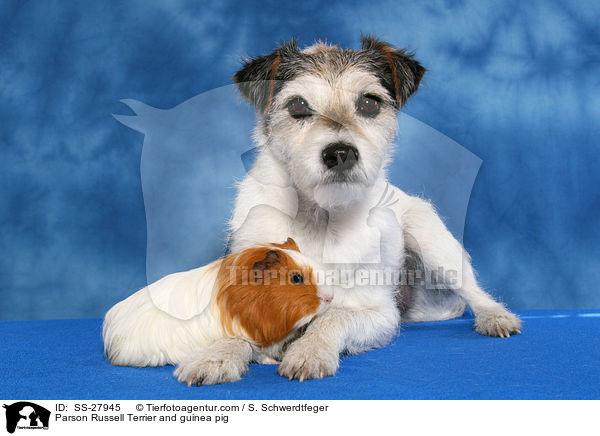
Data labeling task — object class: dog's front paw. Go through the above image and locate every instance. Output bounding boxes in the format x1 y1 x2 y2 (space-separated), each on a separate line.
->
278 336 339 382
174 356 248 386
474 307 522 338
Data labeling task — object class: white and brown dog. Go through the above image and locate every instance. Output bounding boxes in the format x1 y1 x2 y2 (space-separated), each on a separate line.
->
103 239 332 385
105 36 522 386
227 36 522 382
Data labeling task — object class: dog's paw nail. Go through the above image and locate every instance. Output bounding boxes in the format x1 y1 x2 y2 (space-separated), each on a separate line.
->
176 355 247 386
279 341 338 381
299 368 308 382
475 309 522 338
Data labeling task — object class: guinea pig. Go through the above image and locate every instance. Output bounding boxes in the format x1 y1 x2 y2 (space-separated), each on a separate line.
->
102 238 333 385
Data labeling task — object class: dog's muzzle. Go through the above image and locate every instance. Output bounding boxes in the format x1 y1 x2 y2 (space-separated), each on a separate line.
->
321 143 359 171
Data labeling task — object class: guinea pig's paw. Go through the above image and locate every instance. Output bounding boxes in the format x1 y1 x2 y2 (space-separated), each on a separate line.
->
278 336 339 382
474 306 522 338
174 356 248 386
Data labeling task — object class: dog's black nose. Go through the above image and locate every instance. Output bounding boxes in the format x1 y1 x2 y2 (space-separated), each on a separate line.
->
321 143 359 170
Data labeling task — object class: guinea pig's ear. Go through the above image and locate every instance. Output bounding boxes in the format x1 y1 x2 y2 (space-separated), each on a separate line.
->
361 35 426 107
233 39 299 113
283 237 299 251
272 237 300 252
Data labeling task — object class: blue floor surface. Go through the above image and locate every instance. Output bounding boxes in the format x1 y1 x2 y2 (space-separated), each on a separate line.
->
1 310 598 400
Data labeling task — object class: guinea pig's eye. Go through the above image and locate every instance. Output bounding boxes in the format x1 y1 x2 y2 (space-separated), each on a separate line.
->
356 94 381 117
290 272 304 285
287 97 312 119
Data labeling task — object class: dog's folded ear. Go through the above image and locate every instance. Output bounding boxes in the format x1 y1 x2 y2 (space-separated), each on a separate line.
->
233 40 299 112
361 35 426 107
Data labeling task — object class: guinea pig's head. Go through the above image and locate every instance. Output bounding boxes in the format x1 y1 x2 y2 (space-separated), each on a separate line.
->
216 238 333 348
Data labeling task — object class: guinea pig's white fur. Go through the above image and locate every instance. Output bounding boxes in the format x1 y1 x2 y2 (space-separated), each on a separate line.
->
103 238 332 385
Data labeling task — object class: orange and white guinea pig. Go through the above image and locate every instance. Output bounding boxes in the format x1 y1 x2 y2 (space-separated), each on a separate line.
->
102 238 333 385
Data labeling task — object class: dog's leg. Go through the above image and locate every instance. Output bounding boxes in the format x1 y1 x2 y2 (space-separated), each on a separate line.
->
174 338 253 386
397 194 521 337
278 304 399 381
399 244 468 323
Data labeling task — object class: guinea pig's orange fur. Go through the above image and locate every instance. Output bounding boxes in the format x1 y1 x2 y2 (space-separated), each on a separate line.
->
216 238 320 348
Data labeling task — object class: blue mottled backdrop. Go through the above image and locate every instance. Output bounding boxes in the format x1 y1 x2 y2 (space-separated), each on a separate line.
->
1 0 599 320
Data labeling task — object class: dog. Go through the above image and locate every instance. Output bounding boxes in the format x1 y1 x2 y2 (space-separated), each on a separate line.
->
226 36 522 382
103 238 333 385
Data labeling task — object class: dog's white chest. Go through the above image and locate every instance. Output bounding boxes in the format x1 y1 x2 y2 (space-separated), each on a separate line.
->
289 205 398 265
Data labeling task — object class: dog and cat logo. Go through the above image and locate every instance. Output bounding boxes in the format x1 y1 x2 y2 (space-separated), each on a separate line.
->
2 402 50 433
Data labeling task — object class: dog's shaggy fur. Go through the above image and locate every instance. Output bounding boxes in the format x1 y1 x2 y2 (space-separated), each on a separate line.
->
227 36 521 382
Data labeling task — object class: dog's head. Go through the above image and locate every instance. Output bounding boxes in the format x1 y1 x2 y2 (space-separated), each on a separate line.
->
234 36 425 207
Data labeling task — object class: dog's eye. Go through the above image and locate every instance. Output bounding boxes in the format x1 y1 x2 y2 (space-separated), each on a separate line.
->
290 272 304 285
287 97 312 119
356 94 381 117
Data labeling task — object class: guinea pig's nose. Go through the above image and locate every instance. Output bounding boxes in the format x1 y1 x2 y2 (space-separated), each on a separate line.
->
321 294 333 304
322 143 359 170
